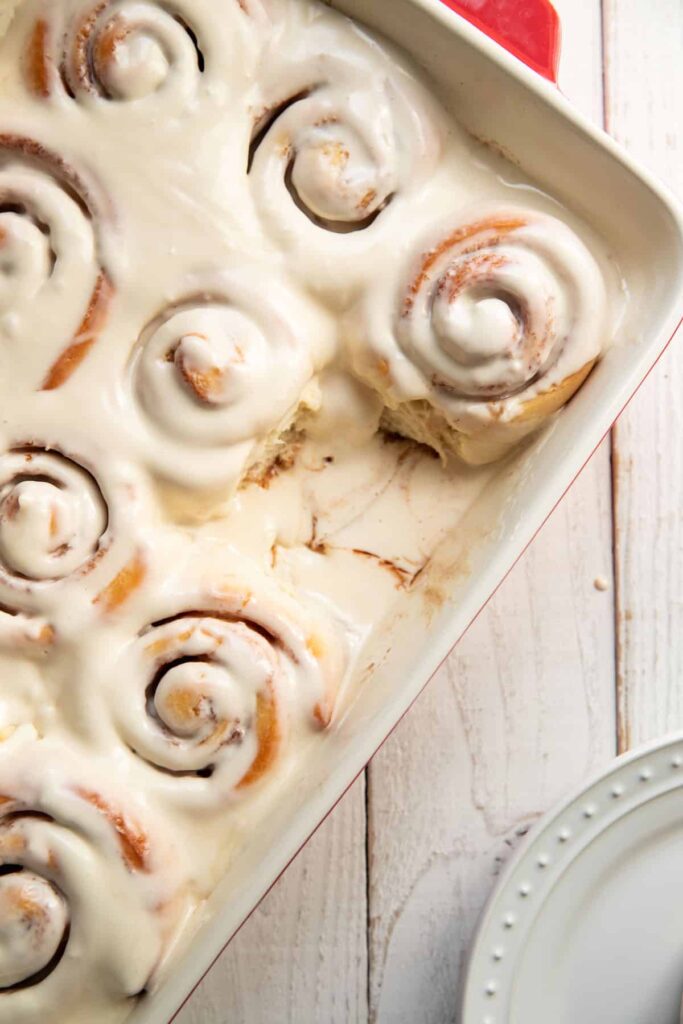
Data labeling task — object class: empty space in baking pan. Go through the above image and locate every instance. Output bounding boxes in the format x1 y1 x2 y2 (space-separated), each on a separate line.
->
129 4 683 1022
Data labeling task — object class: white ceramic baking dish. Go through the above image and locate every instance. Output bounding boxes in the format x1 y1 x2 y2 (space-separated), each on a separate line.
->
128 2 683 1021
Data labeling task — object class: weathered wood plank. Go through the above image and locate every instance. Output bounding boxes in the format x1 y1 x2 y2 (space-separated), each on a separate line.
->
177 776 368 1024
606 0 683 749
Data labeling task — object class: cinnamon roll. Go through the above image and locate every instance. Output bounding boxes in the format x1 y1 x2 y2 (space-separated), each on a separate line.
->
24 0 206 101
0 728 184 1023
351 208 609 464
0 448 106 586
0 134 111 390
18 0 254 105
127 270 333 494
99 576 345 808
247 8 441 293
0 446 146 632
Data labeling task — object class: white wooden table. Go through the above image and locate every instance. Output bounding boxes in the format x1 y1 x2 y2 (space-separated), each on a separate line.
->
178 2 683 1020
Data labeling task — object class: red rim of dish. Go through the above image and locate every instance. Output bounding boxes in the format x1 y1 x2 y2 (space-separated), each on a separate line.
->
438 0 561 82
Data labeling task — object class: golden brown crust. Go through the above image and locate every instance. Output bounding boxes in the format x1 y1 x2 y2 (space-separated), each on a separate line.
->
94 553 146 614
92 16 130 89
236 689 282 789
67 1 109 96
382 360 598 466
41 272 114 391
76 788 150 872
510 359 596 426
175 334 245 405
24 19 52 98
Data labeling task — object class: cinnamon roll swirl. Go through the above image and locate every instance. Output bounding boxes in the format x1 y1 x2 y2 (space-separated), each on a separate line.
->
128 270 333 493
0 728 184 1023
19 0 253 109
98 577 345 808
247 9 441 292
0 445 146 634
0 448 106 586
22 0 240 105
0 134 111 390
351 208 609 463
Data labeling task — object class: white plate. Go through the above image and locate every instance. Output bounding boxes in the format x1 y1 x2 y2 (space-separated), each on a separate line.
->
461 735 683 1024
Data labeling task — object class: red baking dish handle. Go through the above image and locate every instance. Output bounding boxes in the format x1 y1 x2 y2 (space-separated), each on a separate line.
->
438 0 560 83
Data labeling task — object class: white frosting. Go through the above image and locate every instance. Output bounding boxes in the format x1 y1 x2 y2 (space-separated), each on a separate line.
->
0 447 148 657
350 208 609 430
247 6 444 296
90 572 345 811
0 153 106 391
0 872 67 989
0 727 189 1023
0 1 618 1022
45 1 213 103
127 269 333 489
0 449 106 581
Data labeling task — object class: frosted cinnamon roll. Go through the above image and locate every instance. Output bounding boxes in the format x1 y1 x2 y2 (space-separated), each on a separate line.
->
0 134 111 390
23 0 208 101
127 269 333 494
351 208 608 464
99 577 345 809
0 728 184 1023
0 448 106 586
247 7 441 293
0 446 146 632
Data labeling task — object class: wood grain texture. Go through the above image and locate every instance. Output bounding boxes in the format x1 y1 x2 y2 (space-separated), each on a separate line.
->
366 465 616 1023
366 2 617 1020
606 0 683 751
176 775 368 1024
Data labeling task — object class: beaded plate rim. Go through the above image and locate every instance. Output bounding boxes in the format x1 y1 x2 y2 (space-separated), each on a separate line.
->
460 731 683 1024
